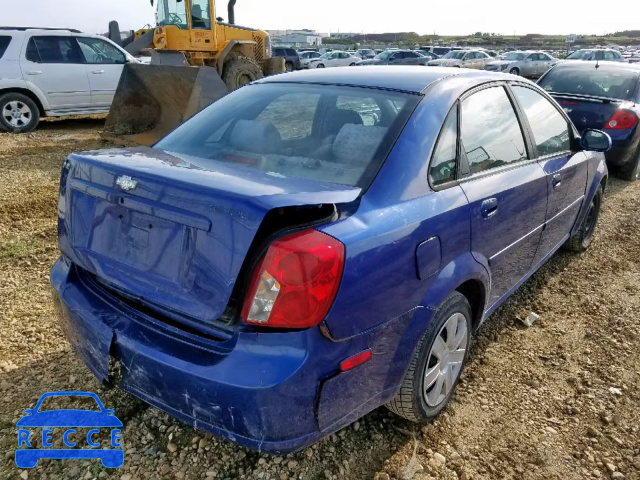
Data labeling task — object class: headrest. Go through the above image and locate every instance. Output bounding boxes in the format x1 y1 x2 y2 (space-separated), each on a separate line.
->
229 120 281 154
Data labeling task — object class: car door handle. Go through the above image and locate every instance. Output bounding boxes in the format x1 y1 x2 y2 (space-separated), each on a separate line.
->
90 69 105 74
26 70 42 75
481 198 499 219
552 173 562 188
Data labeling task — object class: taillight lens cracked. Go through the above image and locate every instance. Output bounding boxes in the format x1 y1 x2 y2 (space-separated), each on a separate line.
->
241 229 344 328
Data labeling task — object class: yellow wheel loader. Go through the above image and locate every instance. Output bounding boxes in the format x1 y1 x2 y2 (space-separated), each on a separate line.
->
105 0 284 143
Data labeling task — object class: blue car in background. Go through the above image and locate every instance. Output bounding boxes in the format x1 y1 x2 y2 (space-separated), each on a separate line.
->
15 391 123 468
539 61 640 180
52 66 610 453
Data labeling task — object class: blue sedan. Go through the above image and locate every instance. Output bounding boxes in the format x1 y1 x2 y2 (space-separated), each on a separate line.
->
538 61 640 180
51 66 610 454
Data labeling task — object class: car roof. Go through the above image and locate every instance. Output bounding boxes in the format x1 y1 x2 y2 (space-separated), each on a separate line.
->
257 66 519 94
552 60 640 72
0 26 82 33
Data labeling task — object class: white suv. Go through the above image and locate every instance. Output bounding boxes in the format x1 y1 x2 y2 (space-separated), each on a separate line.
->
0 28 137 133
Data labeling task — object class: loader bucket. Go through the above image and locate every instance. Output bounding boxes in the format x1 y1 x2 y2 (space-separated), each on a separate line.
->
104 63 228 145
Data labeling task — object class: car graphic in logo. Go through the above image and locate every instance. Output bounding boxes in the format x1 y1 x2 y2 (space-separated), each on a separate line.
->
15 391 124 469
116 175 138 191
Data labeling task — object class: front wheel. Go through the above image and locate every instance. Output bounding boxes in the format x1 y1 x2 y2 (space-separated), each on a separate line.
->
563 184 603 252
349 62 356 66
0 93 40 133
221 56 263 91
386 291 472 421
509 67 520 75
316 63 325 68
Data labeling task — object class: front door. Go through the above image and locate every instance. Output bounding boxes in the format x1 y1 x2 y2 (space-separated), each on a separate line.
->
511 85 589 263
76 37 126 108
20 35 91 110
458 85 548 307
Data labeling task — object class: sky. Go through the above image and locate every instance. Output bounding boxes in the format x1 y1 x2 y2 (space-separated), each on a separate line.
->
3 0 638 37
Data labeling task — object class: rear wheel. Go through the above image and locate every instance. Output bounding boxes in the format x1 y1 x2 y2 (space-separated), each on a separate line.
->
285 61 293 72
563 185 603 252
509 67 520 75
617 152 640 181
0 93 40 133
222 56 263 91
386 291 472 421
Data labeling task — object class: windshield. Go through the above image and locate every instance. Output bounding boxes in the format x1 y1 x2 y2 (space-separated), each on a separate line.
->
505 53 526 61
538 67 639 100
157 0 188 28
155 83 419 188
443 51 466 59
374 51 393 60
567 50 592 60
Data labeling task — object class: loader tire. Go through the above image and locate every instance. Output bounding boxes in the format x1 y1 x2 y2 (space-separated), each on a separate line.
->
222 57 263 91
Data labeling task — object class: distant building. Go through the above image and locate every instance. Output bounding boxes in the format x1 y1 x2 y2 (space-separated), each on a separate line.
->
267 29 323 46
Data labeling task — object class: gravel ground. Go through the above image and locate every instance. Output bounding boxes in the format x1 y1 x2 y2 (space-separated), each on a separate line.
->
0 118 639 480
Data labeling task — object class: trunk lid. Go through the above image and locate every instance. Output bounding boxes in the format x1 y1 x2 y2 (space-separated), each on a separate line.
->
58 147 360 326
552 94 621 133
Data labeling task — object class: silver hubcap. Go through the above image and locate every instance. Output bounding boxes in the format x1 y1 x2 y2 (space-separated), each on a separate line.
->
2 100 32 128
423 312 468 407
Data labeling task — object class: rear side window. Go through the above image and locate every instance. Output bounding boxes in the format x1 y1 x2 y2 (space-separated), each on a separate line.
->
461 87 527 175
513 86 570 157
539 67 639 101
155 83 419 188
25 36 83 63
0 36 11 59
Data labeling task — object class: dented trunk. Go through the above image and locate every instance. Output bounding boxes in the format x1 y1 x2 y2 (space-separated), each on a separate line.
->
57 147 359 330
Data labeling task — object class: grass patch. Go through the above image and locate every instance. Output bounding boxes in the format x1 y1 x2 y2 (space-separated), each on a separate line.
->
0 240 33 259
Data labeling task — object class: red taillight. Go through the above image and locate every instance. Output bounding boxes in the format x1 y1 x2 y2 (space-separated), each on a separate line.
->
298 56 301 61
605 109 639 130
241 229 344 328
340 350 372 371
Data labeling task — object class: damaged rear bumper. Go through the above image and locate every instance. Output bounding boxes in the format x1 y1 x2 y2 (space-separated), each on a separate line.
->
51 258 415 453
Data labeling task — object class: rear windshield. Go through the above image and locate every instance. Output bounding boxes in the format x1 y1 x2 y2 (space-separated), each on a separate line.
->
155 83 419 188
539 67 639 100
0 36 11 59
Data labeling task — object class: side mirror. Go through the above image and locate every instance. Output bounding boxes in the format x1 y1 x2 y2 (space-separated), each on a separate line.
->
580 129 612 152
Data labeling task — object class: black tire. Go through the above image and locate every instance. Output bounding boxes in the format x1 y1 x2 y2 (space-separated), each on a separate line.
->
0 93 40 133
509 67 520 75
617 153 640 181
221 56 263 91
285 61 293 72
386 291 472 422
563 184 603 252
349 62 356 66
316 63 325 68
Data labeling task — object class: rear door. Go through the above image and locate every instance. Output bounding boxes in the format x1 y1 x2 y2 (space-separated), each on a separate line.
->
20 35 91 110
511 85 588 262
522 53 538 77
76 37 127 108
458 84 548 307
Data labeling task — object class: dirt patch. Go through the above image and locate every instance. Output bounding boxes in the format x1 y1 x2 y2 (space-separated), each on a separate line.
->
0 118 638 480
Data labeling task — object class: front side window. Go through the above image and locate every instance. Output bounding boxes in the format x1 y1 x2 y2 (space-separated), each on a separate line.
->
190 0 211 29
25 36 83 63
461 87 527 175
513 86 570 157
155 84 419 188
157 0 188 28
77 37 126 64
430 107 458 186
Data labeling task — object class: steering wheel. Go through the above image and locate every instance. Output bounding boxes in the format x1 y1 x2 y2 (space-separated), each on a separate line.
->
168 13 183 24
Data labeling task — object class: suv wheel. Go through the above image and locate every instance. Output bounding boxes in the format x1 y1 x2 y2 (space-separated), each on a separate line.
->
285 61 293 72
386 291 472 421
0 93 40 133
